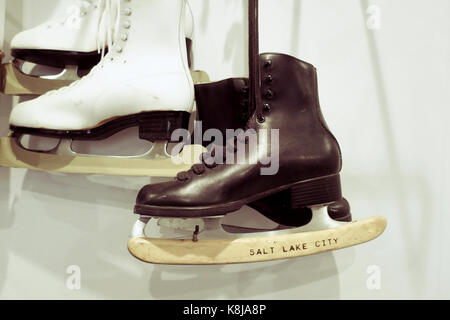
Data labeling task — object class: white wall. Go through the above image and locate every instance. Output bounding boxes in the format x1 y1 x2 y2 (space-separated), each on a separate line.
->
0 0 449 299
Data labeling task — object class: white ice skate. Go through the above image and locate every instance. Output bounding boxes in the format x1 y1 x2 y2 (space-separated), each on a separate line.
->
0 0 207 177
0 0 204 95
1 0 112 95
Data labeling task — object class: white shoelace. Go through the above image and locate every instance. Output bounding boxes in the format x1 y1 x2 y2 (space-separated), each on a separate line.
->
96 0 121 59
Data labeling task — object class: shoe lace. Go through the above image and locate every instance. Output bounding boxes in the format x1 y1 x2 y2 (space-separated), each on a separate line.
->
96 0 121 59
176 134 249 182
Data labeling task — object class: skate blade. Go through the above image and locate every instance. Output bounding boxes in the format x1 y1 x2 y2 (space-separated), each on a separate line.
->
0 136 204 177
128 210 387 265
220 207 290 233
0 59 74 95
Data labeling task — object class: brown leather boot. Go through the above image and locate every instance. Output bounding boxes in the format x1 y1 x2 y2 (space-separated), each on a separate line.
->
135 53 346 218
194 76 351 225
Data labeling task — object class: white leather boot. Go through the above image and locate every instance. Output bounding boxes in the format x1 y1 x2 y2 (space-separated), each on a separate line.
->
10 0 194 143
11 0 194 70
11 0 116 69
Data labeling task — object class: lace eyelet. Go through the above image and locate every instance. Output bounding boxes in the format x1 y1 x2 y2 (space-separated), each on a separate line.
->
264 89 274 99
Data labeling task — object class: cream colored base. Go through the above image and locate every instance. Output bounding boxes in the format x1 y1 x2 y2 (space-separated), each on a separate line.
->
0 137 204 177
128 216 387 265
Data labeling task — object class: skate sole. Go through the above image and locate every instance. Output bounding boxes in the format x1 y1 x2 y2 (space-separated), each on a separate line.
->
127 216 387 265
11 49 102 70
134 174 342 218
11 111 191 142
0 136 205 177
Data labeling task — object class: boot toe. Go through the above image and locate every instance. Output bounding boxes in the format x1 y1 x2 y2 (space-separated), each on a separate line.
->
11 25 46 50
11 30 33 50
10 93 94 130
9 100 43 128
136 182 176 207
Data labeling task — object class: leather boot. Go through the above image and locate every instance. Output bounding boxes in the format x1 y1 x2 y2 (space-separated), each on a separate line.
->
194 77 351 225
135 53 346 218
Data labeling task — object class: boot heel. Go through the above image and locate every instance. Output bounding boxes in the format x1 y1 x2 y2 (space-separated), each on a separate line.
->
139 111 190 142
290 174 342 209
